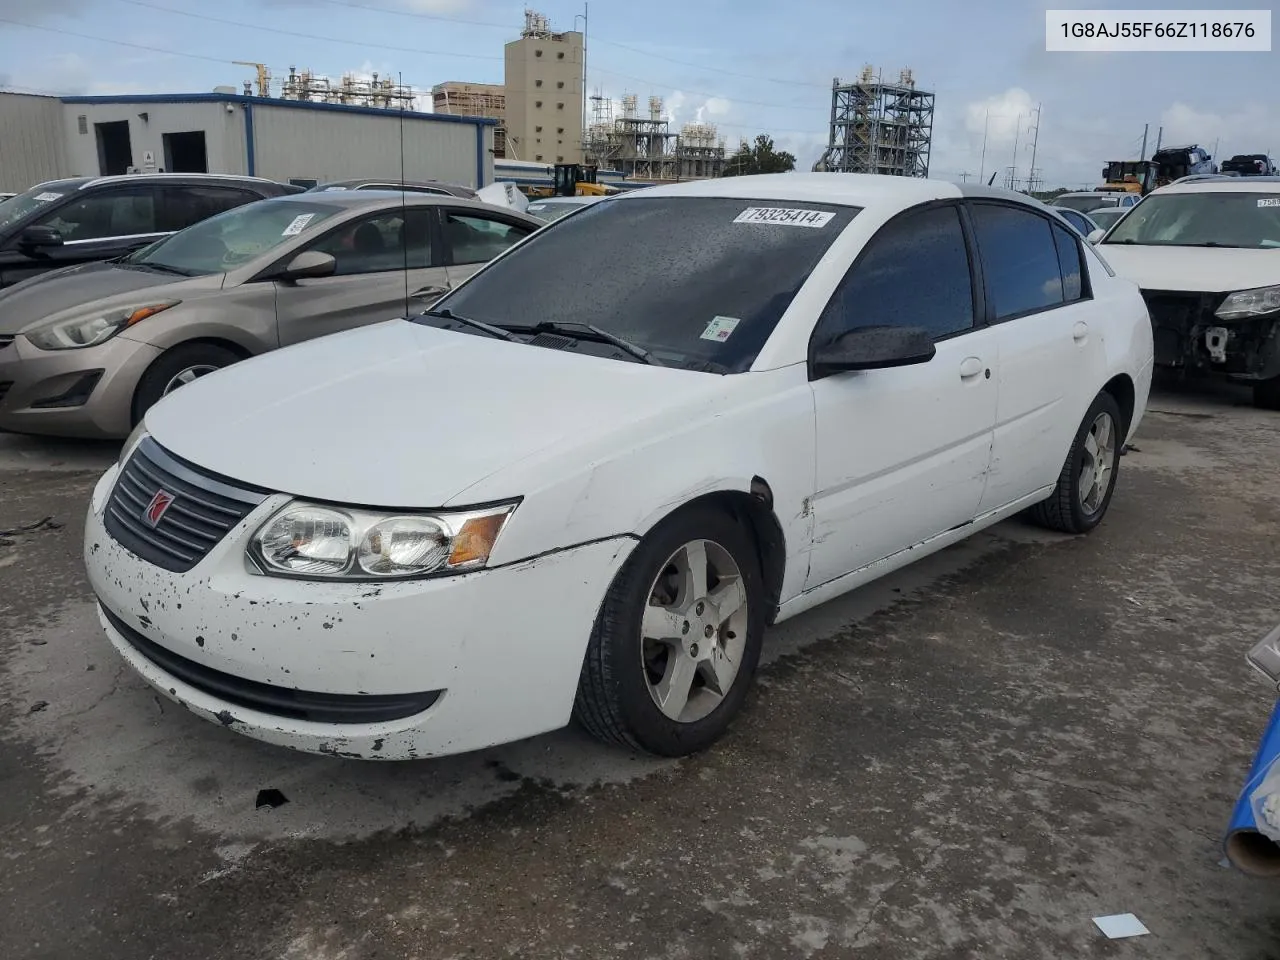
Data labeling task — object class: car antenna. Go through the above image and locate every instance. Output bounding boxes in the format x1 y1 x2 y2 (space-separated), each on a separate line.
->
399 71 410 320
988 171 998 186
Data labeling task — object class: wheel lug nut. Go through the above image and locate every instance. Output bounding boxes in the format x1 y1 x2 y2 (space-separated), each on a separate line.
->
682 621 690 634
704 624 714 638
689 643 699 657
695 602 705 616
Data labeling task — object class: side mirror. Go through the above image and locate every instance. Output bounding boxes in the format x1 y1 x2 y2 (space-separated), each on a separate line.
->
1086 228 1105 244
278 250 336 281
811 325 935 378
18 225 64 250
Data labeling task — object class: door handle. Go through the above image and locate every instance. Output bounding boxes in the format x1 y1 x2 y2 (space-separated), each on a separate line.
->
1072 321 1089 342
959 356 985 379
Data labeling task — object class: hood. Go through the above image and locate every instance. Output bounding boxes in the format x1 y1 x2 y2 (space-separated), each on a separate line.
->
0 261 219 335
1098 244 1280 294
144 320 727 508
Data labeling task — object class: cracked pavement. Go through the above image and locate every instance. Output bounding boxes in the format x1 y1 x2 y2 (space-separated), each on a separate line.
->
2 382 1279 959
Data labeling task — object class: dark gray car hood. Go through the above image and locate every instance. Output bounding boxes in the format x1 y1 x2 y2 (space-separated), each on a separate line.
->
0 261 197 335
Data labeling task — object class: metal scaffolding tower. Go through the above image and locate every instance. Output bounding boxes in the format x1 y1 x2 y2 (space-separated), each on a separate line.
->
815 67 935 177
583 91 726 181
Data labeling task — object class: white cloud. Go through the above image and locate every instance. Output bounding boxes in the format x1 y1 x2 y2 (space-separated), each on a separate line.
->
965 88 1038 147
1158 102 1276 159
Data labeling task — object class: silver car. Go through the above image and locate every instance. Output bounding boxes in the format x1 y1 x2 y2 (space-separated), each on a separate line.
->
0 191 542 438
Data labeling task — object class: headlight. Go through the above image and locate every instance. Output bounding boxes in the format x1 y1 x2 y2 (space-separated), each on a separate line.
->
1216 285 1280 320
25 301 180 351
250 501 517 580
117 420 148 466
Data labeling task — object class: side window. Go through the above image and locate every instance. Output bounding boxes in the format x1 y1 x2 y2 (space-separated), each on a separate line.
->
1059 210 1087 234
1051 222 1085 302
35 186 158 241
969 203 1064 320
443 212 531 265
161 186 259 232
309 211 412 275
813 203 974 346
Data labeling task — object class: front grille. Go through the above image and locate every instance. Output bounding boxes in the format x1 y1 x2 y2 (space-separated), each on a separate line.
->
104 437 270 573
101 604 442 724
1140 290 1220 367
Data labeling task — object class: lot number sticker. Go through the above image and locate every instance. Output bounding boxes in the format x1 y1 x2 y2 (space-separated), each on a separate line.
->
282 213 317 236
1259 198 1280 208
34 192 63 202
733 207 834 228
700 316 741 342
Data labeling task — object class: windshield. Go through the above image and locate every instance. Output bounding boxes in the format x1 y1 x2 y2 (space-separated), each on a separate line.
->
419 196 859 372
1090 209 1127 230
1057 195 1118 213
124 198 340 275
0 181 79 231
1103 191 1280 249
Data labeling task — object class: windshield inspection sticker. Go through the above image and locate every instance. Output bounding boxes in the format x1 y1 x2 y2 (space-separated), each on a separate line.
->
1259 198 1280 208
733 207 834 228
700 316 741 342
281 213 316 236
34 192 63 202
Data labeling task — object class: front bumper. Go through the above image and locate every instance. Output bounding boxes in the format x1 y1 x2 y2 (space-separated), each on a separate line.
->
1141 291 1280 383
83 463 636 760
0 334 159 438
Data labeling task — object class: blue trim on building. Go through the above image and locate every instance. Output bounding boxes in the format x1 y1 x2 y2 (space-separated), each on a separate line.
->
59 92 498 127
475 123 485 189
243 102 256 176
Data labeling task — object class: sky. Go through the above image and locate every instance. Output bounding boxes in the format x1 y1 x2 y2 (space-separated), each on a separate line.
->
0 0 1274 188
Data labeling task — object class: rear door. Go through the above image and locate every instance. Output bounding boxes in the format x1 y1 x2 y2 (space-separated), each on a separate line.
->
968 201 1108 513
440 207 537 286
0 184 164 286
274 206 449 346
158 184 264 232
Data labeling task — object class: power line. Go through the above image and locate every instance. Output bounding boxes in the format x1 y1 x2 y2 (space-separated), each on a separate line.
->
112 0 503 62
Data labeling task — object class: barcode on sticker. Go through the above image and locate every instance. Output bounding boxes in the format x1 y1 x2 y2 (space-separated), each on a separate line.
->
1259 198 1280 207
282 213 316 236
733 207 834 228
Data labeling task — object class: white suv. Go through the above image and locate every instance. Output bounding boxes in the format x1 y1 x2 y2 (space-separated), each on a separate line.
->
1096 176 1280 409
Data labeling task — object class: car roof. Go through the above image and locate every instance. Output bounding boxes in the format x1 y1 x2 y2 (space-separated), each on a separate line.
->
528 195 603 205
316 178 469 190
1058 191 1112 198
1155 176 1280 195
258 190 542 220
613 172 975 209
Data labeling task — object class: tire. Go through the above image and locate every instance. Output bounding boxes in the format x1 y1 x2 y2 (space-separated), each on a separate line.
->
1029 391 1124 535
1254 376 1280 411
132 343 242 425
573 503 766 757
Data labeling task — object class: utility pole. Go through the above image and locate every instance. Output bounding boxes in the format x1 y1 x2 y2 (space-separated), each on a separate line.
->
1154 126 1163 153
1027 103 1042 194
574 4 589 164
1010 113 1022 189
958 172 971 182
979 109 989 182
1139 122 1149 160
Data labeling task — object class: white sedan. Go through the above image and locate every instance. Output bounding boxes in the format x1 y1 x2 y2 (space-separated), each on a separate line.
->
83 174 1155 761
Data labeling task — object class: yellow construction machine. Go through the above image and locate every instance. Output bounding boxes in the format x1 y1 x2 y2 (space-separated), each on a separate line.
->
1099 160 1160 196
523 163 613 199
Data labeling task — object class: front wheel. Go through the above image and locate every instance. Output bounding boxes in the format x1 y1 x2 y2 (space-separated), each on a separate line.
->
1029 391 1124 534
573 504 765 757
132 343 241 425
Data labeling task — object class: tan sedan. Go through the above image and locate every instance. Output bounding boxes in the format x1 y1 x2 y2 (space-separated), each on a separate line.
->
0 191 541 438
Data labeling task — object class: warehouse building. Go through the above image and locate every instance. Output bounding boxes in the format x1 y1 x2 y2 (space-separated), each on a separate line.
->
0 90 496 193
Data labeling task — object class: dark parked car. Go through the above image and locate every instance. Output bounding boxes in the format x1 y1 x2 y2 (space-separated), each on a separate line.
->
1222 154 1278 177
308 178 477 200
0 174 301 289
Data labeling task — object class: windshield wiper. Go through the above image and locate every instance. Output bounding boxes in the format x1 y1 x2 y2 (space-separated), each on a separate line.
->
422 307 520 342
135 261 194 277
1178 241 1247 248
530 321 664 366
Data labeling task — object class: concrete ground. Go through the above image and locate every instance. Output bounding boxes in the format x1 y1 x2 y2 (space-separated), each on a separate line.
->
2 383 1279 960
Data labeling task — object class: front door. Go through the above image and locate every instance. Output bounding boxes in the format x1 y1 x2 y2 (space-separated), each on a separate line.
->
966 202 1109 513
0 184 165 288
440 207 536 287
805 202 998 591
275 207 450 346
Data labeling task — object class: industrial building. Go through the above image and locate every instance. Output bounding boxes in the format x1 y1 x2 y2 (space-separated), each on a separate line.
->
0 89 496 193
503 10 584 164
814 67 934 178
432 81 507 157
584 94 727 182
